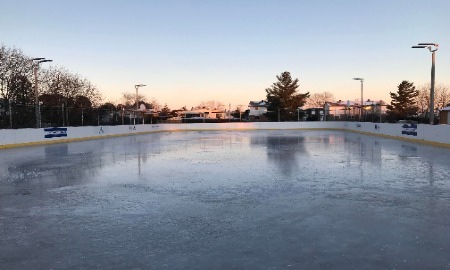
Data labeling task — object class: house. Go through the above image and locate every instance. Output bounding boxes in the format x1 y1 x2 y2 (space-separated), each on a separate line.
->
248 100 267 117
304 107 325 121
304 101 353 121
439 106 450 124
177 108 227 120
325 101 358 120
247 100 270 121
303 99 387 121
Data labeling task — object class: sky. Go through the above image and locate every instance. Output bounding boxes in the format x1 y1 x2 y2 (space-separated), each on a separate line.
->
1 0 449 109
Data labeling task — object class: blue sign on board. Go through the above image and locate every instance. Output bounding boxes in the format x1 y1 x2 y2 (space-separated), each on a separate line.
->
401 124 417 136
44 127 68 138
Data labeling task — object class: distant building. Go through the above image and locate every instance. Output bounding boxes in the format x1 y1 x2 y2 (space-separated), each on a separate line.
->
439 106 450 124
248 100 268 121
248 100 267 116
304 107 325 121
177 108 227 119
325 101 357 121
304 99 387 121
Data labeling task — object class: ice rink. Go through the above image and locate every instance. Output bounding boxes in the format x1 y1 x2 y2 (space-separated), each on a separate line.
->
1 130 450 269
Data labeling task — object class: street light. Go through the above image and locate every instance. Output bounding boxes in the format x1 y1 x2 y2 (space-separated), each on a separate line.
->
353 78 364 121
412 42 438 124
134 84 146 124
377 100 383 123
32 57 53 128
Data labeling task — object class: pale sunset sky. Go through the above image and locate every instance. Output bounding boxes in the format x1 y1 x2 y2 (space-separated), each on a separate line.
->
1 0 449 109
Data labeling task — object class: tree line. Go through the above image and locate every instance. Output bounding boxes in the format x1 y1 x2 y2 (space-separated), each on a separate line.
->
387 81 450 123
0 44 238 127
2 43 449 127
0 44 103 128
265 71 450 123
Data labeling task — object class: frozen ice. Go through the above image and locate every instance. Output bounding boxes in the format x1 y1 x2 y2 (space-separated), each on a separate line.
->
0 130 450 269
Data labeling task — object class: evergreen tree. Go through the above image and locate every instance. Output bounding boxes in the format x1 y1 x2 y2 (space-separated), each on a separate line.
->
160 104 171 118
265 71 310 121
387 80 419 121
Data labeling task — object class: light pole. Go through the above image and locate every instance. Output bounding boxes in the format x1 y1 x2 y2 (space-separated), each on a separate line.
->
121 107 125 125
378 101 382 123
353 78 364 121
32 57 52 128
323 103 330 121
134 84 146 124
412 43 438 124
371 100 374 122
277 98 284 122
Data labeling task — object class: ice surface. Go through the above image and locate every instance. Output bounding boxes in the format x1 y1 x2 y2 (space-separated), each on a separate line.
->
0 130 450 269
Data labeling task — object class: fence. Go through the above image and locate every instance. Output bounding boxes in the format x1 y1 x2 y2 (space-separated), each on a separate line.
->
0 104 144 129
0 103 433 129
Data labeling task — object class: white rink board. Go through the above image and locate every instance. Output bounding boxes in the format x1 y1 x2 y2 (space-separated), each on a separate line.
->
1 122 450 148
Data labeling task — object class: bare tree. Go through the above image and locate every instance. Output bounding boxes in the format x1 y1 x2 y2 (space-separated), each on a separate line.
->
435 84 450 109
0 45 33 103
0 44 103 128
235 105 244 112
149 98 161 111
121 93 161 112
195 100 225 110
40 66 102 106
81 79 102 107
121 92 146 109
306 91 335 107
415 83 450 112
415 85 429 115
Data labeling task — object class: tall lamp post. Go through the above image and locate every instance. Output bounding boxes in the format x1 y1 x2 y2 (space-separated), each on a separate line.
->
32 57 52 128
412 43 438 125
134 84 146 124
353 78 364 121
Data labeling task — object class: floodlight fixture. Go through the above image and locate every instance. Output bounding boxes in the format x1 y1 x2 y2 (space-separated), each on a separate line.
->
38 59 53 63
418 43 437 46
